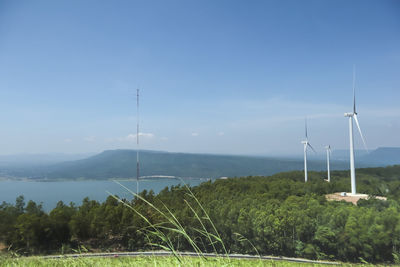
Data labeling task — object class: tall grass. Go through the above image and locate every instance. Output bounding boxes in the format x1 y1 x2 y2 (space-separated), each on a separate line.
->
107 180 230 262
183 184 229 255
0 255 354 267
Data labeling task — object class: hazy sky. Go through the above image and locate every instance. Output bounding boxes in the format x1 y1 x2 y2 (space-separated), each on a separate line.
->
0 0 399 156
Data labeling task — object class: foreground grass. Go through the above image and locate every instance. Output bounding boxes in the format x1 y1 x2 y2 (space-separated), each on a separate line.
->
0 256 393 267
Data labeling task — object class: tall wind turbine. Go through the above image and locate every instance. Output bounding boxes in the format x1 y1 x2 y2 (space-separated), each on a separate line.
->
301 119 316 182
325 145 331 182
344 67 368 195
136 88 140 195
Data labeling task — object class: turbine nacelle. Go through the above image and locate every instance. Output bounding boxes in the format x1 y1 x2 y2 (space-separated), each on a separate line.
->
302 140 316 153
344 112 354 117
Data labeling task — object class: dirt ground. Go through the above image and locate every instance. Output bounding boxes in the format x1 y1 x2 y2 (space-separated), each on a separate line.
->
326 192 387 205
0 242 7 251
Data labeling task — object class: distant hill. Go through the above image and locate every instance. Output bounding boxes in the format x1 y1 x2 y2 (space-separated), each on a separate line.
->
2 147 399 180
1 149 350 180
304 147 400 166
359 147 400 165
0 153 95 167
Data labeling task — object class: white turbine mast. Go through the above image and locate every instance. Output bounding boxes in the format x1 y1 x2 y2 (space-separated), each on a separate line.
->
325 145 331 182
344 66 368 195
301 118 316 182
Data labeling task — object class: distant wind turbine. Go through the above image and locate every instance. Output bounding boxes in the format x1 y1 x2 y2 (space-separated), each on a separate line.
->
344 67 369 195
301 119 316 182
325 145 331 182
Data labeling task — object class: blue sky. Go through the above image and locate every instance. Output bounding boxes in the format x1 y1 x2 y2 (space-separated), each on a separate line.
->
0 0 399 155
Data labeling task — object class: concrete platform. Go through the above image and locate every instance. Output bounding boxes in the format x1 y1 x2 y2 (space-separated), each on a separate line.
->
326 192 387 205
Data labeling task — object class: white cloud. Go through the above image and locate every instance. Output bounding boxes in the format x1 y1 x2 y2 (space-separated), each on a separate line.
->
107 133 156 143
191 132 199 137
218 132 225 136
125 132 155 141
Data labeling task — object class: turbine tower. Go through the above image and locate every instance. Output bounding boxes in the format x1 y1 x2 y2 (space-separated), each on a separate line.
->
325 145 331 182
344 67 368 195
136 88 140 195
301 119 316 182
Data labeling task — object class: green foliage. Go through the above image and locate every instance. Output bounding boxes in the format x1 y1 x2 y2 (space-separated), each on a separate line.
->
1 165 400 263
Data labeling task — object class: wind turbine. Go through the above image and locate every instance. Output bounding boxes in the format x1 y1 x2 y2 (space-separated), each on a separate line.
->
301 119 316 182
344 67 368 195
325 145 331 182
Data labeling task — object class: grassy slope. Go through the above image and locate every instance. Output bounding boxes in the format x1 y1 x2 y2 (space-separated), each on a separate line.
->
0 256 384 267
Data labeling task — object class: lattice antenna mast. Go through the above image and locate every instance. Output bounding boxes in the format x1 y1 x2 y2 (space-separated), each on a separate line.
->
136 88 140 195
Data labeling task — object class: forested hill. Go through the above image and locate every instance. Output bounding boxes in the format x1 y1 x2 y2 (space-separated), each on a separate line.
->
6 149 350 180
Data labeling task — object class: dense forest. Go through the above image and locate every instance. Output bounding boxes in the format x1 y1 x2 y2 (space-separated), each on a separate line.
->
1 165 400 263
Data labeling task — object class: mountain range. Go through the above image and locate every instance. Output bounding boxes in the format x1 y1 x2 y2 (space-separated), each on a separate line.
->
0 147 399 180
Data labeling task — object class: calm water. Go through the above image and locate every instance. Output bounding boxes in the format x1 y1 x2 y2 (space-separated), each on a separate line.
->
0 179 207 212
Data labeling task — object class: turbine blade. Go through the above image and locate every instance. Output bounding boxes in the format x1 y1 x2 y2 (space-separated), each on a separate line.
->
305 118 308 139
353 65 356 114
308 143 316 153
353 114 369 153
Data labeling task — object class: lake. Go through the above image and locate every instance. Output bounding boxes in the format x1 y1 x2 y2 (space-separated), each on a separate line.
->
0 178 208 212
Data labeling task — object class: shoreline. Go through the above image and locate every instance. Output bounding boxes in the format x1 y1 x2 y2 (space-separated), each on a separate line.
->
0 177 214 183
